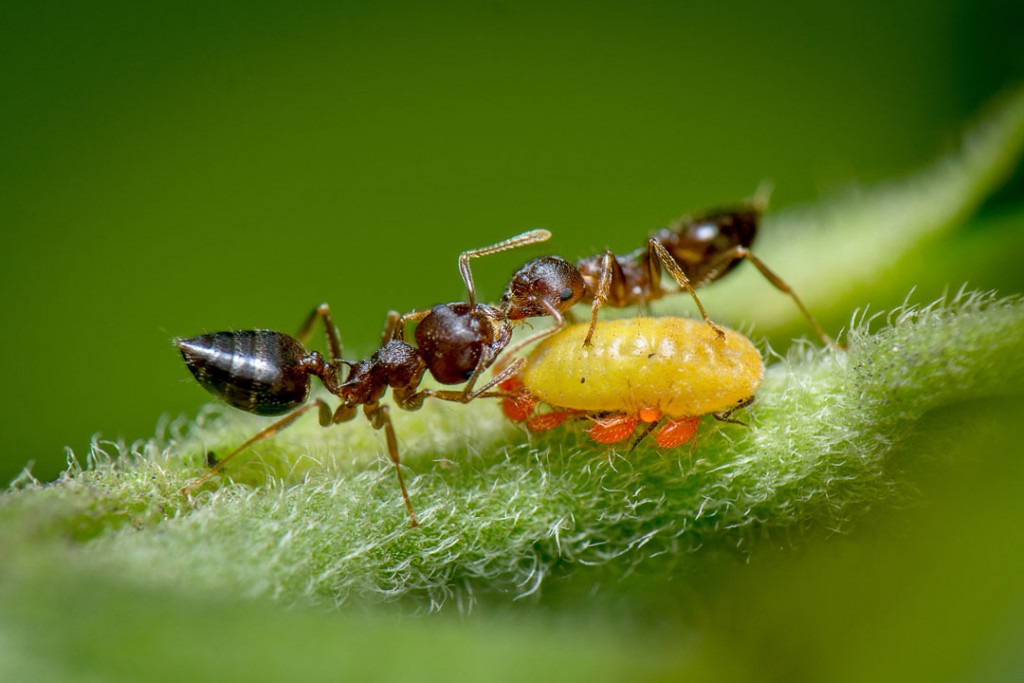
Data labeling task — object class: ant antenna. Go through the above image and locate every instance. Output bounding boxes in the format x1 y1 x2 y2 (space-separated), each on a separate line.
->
751 180 774 212
459 229 551 307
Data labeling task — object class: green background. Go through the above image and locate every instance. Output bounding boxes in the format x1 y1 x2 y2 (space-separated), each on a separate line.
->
2 0 1021 484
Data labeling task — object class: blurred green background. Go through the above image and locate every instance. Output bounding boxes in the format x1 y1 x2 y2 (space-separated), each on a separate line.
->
1 0 1022 484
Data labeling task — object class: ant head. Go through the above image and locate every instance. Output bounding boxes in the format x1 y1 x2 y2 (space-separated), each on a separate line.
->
501 257 585 321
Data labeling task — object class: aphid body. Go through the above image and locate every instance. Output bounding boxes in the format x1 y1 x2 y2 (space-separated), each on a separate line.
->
504 317 763 448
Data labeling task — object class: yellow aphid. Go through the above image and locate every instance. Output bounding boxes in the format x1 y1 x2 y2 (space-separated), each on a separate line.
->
503 317 763 448
522 317 763 416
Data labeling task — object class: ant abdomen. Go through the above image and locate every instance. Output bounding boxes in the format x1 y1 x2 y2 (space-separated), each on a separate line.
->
653 206 758 284
177 330 312 416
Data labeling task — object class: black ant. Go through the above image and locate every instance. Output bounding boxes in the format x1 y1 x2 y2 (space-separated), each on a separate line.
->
176 229 550 527
499 191 837 348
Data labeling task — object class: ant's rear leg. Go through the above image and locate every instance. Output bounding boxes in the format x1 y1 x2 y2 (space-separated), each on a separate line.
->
364 403 418 527
702 246 839 348
648 238 725 339
179 398 336 496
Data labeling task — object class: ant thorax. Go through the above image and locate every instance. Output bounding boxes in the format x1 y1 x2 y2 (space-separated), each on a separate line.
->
338 340 426 405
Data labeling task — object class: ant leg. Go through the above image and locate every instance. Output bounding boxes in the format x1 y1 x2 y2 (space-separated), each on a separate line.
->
390 309 432 343
364 403 418 527
400 357 528 409
648 238 725 338
295 303 344 361
714 246 838 348
380 311 402 344
459 229 552 306
179 398 334 496
712 394 755 425
628 420 661 452
583 251 615 347
333 402 359 423
472 356 526 396
451 338 502 398
499 299 568 360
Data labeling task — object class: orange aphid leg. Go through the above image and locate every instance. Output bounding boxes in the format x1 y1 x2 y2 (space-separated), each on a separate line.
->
498 375 523 392
654 416 700 448
588 414 640 444
502 391 536 422
527 410 576 432
499 374 537 422
638 406 662 423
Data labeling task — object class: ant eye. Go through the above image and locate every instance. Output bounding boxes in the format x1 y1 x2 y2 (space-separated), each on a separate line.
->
559 287 574 302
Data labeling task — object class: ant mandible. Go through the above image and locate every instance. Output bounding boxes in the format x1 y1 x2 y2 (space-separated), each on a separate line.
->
499 191 837 348
176 228 552 527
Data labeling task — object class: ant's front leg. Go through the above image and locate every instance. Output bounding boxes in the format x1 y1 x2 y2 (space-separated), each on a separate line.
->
581 252 632 347
499 300 569 360
583 251 615 347
648 238 725 339
399 356 528 409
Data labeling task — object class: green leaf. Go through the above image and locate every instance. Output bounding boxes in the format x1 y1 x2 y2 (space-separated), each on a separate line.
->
3 85 1024 682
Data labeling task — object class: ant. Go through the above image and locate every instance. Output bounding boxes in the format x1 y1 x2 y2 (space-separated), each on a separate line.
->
176 229 551 527
499 191 838 348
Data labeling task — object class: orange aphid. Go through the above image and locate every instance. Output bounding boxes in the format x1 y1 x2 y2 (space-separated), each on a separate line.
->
526 410 577 431
588 415 640 444
654 416 701 448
